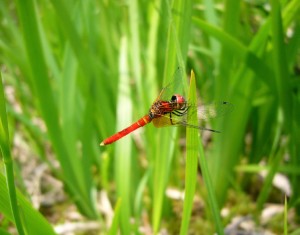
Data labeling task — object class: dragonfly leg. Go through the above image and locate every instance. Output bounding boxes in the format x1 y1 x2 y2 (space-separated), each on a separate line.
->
169 112 174 125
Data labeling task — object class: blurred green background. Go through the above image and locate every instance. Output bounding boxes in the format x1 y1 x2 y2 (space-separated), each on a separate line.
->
0 0 300 234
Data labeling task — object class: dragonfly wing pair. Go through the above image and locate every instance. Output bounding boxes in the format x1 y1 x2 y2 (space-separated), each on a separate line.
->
152 101 234 130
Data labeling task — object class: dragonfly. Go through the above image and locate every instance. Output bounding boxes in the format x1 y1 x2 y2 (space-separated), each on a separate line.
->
100 68 233 146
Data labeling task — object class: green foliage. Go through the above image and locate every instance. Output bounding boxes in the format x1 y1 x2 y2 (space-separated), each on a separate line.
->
180 71 200 235
0 73 25 235
284 196 288 235
0 173 56 235
0 0 299 234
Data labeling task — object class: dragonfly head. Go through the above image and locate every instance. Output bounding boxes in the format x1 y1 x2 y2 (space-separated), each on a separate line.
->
171 94 186 109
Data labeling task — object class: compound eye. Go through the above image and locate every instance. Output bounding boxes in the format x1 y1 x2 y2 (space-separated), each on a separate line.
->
171 95 177 102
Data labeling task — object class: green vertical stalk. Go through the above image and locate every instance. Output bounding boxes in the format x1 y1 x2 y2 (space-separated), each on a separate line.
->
15 0 96 217
129 0 145 108
109 198 122 235
284 196 288 235
152 0 192 232
0 74 24 235
179 71 198 235
0 174 56 235
270 0 292 130
114 36 132 234
216 0 241 99
197 128 224 233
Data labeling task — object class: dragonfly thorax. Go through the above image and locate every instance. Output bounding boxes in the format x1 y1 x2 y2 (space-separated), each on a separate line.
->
149 94 187 119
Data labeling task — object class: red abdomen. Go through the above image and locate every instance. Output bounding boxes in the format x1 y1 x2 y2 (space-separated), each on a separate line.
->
100 115 152 145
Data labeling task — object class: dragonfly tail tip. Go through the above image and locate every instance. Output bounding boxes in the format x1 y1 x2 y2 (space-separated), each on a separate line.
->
100 141 105 146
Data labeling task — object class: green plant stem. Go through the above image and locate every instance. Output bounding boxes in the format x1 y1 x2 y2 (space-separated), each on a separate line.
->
0 73 25 235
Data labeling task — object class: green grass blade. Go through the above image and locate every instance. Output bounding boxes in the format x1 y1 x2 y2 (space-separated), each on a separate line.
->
108 198 122 235
179 71 198 235
145 0 160 105
0 74 25 235
0 173 56 235
284 196 288 235
195 81 224 235
256 127 283 210
192 17 246 59
270 0 292 131
291 96 300 214
15 0 96 217
134 169 150 217
255 0 293 212
216 0 241 99
152 1 191 233
49 0 95 80
203 0 220 58
14 0 70 180
290 229 300 235
193 0 300 208
152 0 192 232
0 228 11 235
114 36 132 234
192 17 275 90
198 153 224 234
128 0 145 108
49 0 114 132
143 0 161 156
1 0 300 233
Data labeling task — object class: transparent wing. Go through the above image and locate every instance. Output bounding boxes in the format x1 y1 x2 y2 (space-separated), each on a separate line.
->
156 67 186 102
152 101 234 129
196 101 234 120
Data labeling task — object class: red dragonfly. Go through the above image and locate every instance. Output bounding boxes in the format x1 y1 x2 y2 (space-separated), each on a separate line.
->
100 68 233 146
